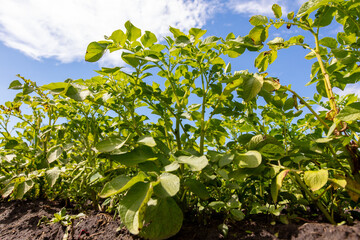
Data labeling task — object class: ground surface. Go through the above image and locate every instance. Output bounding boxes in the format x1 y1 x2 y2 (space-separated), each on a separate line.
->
1 200 360 240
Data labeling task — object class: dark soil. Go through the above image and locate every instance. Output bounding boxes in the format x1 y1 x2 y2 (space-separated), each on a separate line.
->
1 199 360 240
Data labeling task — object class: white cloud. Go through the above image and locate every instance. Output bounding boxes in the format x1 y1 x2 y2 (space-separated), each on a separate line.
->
334 83 360 97
0 0 215 64
227 0 307 16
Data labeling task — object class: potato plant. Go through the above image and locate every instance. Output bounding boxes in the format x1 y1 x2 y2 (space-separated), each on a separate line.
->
0 0 359 239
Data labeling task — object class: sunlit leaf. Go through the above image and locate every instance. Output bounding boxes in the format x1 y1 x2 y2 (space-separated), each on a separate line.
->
85 42 108 62
296 0 333 18
1 182 15 198
313 6 336 27
9 80 23 90
304 169 328 191
47 147 63 163
140 198 183 239
272 4 282 18
242 73 264 102
176 155 208 171
125 21 141 42
235 150 262 168
14 179 34 199
138 135 157 147
108 146 157 167
189 28 207 40
271 170 290 203
141 31 157 48
249 15 268 26
99 172 147 198
45 167 61 187
110 29 126 46
118 182 153 234
95 137 127 152
154 173 180 198
336 102 360 122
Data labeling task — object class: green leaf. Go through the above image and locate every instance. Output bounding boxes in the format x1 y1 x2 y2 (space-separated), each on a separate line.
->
118 182 153 235
99 172 147 198
305 50 316 60
45 167 61 187
47 147 63 163
230 209 245 221
14 179 34 199
154 173 180 198
337 32 356 45
287 11 294 20
108 146 156 167
259 144 284 156
249 15 268 26
222 78 244 96
255 51 278 72
184 179 210 200
283 97 295 111
140 198 183 240
95 137 127 153
141 31 157 48
125 21 141 42
121 52 140 68
296 0 333 18
319 37 337 49
9 80 23 90
218 223 229 237
329 178 347 188
175 35 191 47
41 82 69 93
304 169 328 191
189 28 207 40
208 201 225 211
235 150 262 168
272 4 282 18
271 170 289 203
176 155 208 171
336 102 360 122
169 26 185 38
219 153 235 167
1 182 15 198
110 29 126 46
267 37 284 47
85 42 108 62
313 6 336 27
202 36 219 45
262 78 280 92
4 139 19 149
138 135 157 147
249 26 267 44
164 162 180 172
242 73 264 102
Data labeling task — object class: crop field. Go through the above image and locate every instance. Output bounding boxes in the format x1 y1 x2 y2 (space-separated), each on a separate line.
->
1 1 360 239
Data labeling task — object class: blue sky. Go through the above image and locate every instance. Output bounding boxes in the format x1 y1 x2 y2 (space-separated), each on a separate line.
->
0 0 358 105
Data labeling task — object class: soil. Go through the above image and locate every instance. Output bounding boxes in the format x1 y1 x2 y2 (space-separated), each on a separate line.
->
1 199 360 240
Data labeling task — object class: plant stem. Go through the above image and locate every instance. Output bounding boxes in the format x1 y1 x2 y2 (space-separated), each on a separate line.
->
313 33 337 114
199 70 207 155
281 85 330 129
156 62 182 150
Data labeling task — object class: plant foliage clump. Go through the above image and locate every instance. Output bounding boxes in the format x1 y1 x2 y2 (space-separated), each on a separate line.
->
1 0 360 239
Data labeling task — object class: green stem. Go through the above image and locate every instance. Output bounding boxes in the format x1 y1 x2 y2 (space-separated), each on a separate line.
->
281 85 330 129
156 62 182 150
313 33 337 114
199 71 207 155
